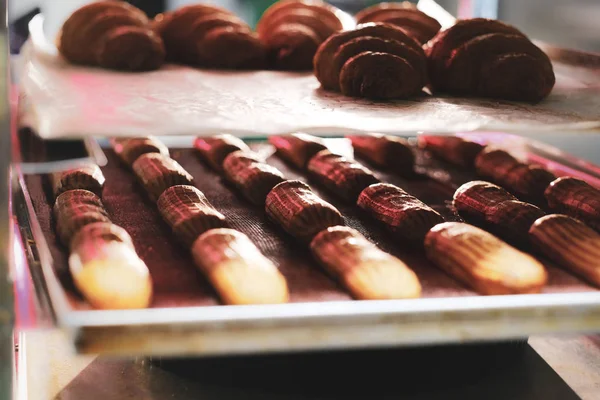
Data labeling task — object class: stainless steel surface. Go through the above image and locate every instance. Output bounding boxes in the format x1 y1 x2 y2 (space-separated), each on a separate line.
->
0 0 13 398
12 135 600 358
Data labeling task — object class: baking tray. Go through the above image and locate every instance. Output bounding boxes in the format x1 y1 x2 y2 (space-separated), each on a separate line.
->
14 133 600 357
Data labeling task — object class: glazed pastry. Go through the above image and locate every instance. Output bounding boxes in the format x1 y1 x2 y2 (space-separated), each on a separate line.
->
222 151 286 206
453 181 516 224
111 136 170 166
191 228 289 304
307 149 380 202
265 180 344 242
484 200 545 248
194 134 252 172
348 133 415 174
355 2 441 44
425 18 555 102
58 1 165 71
53 189 105 216
70 221 134 251
52 164 106 199
425 222 547 295
132 153 194 202
157 185 228 247
314 23 427 99
256 0 345 70
529 215 600 286
69 229 152 309
269 133 328 170
310 226 421 299
155 5 266 69
544 177 600 231
357 183 444 244
56 209 111 247
417 135 484 167
475 147 556 205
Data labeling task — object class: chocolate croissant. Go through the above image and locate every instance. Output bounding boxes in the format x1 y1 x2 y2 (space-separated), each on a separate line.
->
425 18 555 102
355 2 441 44
58 1 165 71
155 4 266 69
314 23 427 99
256 0 345 70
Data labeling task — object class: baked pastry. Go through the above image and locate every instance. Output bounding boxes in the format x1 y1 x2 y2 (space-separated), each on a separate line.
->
348 133 415 175
417 135 484 168
111 136 170 166
155 4 266 69
194 134 252 172
265 180 344 242
269 133 328 170
357 183 444 244
484 200 546 248
157 185 228 247
132 153 194 202
474 147 556 205
530 215 600 287
256 0 345 70
355 2 441 44
222 151 286 206
425 222 547 295
307 149 380 202
51 164 106 199
310 226 421 299
453 180 517 224
544 177 600 231
58 1 165 71
425 18 555 102
191 228 289 304
314 23 427 99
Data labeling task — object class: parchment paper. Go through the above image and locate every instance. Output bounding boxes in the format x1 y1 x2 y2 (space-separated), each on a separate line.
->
18 15 600 139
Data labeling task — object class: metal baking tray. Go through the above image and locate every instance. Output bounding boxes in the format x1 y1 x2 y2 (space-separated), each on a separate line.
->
14 133 600 357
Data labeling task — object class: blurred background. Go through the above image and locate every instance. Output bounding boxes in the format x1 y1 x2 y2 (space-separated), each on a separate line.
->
8 0 600 54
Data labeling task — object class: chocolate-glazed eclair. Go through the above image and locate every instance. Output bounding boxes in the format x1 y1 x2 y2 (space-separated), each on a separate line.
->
314 23 426 99
132 153 194 202
111 136 170 166
475 147 556 205
484 200 545 248
529 214 600 287
222 151 285 206
453 181 516 224
194 134 252 172
265 180 344 242
69 229 152 309
307 149 380 203
311 226 421 299
544 177 600 231
53 189 105 216
425 18 555 102
425 222 547 295
58 1 165 71
70 221 134 251
256 0 345 70
348 133 415 175
156 5 266 69
357 183 444 244
56 209 111 247
52 164 106 199
157 185 227 247
418 135 484 168
191 228 289 305
355 2 441 44
269 133 328 170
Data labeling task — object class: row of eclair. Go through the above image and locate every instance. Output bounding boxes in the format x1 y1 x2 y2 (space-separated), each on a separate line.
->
57 1 555 102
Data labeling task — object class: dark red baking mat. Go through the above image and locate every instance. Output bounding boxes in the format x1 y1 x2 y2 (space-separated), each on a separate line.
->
23 140 597 310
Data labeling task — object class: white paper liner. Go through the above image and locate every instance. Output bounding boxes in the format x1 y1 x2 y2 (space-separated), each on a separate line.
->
18 14 600 139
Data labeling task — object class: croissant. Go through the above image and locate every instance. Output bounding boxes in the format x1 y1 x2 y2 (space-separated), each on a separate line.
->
355 2 441 44
257 0 345 70
155 5 266 69
314 23 427 99
58 1 165 71
425 18 555 102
